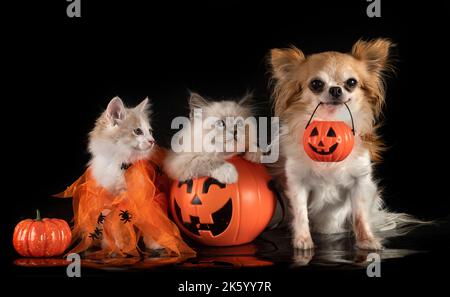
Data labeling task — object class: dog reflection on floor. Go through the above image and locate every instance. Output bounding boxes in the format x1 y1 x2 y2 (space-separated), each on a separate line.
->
291 233 421 267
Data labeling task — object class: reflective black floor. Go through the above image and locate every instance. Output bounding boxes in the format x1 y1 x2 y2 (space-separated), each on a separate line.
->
6 217 449 297
11 216 449 273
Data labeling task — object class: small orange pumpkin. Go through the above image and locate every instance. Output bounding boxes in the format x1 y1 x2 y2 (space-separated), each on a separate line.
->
303 103 355 162
169 157 276 246
13 210 72 257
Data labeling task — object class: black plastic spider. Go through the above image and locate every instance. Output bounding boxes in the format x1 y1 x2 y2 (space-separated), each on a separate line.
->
88 227 103 240
119 210 132 223
97 213 106 225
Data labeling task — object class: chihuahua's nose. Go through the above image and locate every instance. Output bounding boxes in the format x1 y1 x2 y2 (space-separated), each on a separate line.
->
329 86 343 99
148 139 155 145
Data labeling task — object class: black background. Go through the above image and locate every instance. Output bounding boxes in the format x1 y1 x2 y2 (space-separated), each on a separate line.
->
2 0 449 292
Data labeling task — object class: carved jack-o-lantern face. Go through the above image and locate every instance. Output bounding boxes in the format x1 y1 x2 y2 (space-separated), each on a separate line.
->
308 126 339 155
303 121 355 162
170 157 276 246
174 177 232 237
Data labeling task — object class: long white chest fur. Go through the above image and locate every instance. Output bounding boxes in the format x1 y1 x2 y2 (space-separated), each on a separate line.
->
283 136 377 234
90 155 126 194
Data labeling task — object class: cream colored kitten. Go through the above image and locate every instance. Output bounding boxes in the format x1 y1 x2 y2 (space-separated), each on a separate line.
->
88 96 155 194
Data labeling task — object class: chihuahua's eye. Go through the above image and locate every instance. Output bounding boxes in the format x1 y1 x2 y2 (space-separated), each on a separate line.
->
309 79 324 92
346 78 358 89
216 120 225 128
133 128 143 135
148 128 153 134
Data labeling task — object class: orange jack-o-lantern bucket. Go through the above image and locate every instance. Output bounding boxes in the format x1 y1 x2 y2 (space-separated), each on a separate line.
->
303 103 355 162
169 157 276 246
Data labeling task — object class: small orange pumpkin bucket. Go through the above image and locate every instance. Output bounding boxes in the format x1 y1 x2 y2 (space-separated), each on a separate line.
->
303 102 355 162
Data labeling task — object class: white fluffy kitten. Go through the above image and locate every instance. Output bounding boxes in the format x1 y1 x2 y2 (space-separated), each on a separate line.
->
88 96 155 194
164 92 261 184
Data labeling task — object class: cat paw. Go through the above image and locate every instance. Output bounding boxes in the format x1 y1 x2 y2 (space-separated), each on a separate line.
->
177 171 194 182
243 151 262 163
356 237 383 250
211 162 238 184
293 234 314 250
113 184 127 194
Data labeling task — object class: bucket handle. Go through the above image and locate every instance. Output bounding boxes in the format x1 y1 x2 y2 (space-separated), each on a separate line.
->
305 102 355 135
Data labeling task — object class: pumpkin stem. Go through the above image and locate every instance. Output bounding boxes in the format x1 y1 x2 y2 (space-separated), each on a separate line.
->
35 209 42 221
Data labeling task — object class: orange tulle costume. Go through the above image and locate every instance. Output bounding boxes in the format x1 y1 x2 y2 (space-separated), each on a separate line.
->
56 149 195 258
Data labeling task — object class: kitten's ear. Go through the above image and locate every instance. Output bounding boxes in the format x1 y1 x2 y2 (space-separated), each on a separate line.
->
106 96 125 125
269 46 305 80
351 38 393 73
189 92 209 110
135 97 152 114
238 92 253 107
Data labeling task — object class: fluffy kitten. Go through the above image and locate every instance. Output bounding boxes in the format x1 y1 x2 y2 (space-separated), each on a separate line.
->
164 92 261 183
88 96 155 194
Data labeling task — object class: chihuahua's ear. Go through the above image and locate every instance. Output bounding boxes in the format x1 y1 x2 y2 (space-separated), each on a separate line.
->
351 38 393 73
106 96 126 125
270 46 305 80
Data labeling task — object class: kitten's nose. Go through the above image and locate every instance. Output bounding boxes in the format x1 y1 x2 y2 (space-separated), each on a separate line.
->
148 139 155 145
329 86 343 99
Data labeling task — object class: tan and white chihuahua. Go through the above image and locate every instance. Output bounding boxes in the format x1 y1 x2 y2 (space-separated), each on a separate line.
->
269 39 417 250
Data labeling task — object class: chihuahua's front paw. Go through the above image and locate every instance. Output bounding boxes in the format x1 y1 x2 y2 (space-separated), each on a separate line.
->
243 151 262 163
293 234 314 250
356 237 383 250
293 248 315 266
211 162 238 184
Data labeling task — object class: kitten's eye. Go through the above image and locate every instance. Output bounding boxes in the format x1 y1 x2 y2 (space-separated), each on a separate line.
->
133 128 143 135
148 128 153 134
346 78 358 89
309 79 324 92
216 120 225 128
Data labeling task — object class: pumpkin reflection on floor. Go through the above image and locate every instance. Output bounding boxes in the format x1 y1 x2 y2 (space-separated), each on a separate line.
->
176 244 274 269
14 255 193 270
177 256 273 268
13 243 273 269
14 258 71 267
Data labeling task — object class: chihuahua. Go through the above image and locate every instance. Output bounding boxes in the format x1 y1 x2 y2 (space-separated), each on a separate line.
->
269 39 418 250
